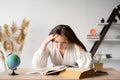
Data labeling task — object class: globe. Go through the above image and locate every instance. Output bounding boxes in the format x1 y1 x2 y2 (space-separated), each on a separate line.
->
6 54 20 75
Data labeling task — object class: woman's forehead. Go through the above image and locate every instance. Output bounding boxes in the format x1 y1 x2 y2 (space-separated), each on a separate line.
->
54 35 68 41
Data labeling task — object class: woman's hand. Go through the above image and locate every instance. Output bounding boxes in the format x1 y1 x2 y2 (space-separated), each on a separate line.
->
44 34 58 45
40 34 58 51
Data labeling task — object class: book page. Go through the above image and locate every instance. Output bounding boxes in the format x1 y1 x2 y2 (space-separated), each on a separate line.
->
25 68 48 75
26 65 66 75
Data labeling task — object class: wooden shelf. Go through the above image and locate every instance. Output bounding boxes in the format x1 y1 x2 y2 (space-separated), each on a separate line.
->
87 38 120 42
97 23 120 26
101 58 120 61
104 39 120 41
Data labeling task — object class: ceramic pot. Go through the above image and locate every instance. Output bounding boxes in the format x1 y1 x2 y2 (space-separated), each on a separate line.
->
94 63 103 71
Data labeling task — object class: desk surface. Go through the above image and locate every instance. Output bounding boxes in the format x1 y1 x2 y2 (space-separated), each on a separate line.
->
0 68 120 80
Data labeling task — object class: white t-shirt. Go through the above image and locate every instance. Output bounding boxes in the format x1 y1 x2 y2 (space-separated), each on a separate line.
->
32 42 92 69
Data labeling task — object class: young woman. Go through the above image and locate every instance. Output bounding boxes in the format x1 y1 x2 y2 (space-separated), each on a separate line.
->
32 24 92 69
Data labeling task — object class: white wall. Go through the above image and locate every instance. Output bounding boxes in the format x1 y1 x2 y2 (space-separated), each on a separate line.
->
0 0 120 70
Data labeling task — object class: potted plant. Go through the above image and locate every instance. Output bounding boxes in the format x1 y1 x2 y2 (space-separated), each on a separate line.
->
92 51 103 71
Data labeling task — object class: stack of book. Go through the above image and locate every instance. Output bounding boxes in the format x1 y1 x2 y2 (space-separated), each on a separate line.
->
87 35 100 39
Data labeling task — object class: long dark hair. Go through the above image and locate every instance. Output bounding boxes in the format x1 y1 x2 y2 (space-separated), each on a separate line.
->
49 24 87 51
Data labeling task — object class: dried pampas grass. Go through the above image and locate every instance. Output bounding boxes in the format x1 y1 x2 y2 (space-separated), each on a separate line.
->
11 22 18 34
3 39 14 52
1 18 30 55
15 29 25 44
3 24 10 38
21 18 29 29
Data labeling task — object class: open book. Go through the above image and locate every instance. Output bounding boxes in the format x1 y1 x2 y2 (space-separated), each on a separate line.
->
26 66 108 79
26 65 66 75
59 68 108 79
59 68 95 79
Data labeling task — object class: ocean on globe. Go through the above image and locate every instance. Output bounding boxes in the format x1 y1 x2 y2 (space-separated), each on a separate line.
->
6 54 20 70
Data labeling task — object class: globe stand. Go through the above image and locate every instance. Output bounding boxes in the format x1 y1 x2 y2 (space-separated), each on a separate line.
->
9 68 18 76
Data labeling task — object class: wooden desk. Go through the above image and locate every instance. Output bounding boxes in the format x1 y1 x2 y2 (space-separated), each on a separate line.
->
0 68 120 80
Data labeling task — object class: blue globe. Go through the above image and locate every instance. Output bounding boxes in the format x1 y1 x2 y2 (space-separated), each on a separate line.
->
6 54 20 70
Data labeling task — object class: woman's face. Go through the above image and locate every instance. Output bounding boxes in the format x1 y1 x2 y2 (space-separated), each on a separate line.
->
53 35 68 51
